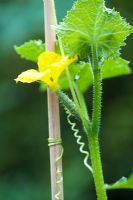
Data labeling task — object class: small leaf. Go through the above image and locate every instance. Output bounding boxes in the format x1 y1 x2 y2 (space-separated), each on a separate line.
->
102 57 131 79
15 40 45 62
59 62 93 92
76 62 93 91
57 0 133 58
59 57 131 92
105 174 133 190
59 63 81 90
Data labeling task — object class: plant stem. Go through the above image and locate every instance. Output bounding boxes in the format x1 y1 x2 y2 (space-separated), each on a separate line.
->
88 134 107 200
73 82 89 122
44 0 64 199
91 44 102 135
87 44 107 200
58 37 90 130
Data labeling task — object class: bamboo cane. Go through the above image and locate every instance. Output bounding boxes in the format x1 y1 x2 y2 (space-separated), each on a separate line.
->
43 0 64 199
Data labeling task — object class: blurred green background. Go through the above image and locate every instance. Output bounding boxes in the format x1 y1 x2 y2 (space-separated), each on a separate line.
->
0 0 133 199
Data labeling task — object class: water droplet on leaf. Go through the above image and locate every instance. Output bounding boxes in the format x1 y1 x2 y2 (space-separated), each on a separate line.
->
75 74 80 80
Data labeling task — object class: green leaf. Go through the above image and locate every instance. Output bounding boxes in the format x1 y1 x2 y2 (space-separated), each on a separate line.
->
76 62 93 91
59 57 131 92
105 174 133 190
59 62 93 92
102 57 131 79
57 0 133 58
15 40 45 62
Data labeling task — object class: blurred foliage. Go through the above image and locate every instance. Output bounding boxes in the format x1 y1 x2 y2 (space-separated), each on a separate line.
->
0 0 133 199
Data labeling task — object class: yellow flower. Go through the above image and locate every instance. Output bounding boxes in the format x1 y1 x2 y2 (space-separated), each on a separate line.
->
15 51 77 91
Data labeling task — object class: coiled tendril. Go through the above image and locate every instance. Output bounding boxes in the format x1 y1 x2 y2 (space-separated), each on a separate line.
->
65 108 93 173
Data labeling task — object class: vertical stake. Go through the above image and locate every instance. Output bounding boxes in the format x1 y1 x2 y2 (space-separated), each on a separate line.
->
43 0 64 199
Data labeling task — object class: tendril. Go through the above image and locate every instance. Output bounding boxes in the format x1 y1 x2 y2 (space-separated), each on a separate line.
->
65 108 93 174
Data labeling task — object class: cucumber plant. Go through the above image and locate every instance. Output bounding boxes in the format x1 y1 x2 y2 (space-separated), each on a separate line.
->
15 0 133 199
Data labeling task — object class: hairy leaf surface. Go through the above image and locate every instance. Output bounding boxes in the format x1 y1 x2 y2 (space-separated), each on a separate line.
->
57 0 133 58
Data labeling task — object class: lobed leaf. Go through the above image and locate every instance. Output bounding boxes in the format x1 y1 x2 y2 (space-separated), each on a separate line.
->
105 174 133 190
57 0 133 58
15 40 45 62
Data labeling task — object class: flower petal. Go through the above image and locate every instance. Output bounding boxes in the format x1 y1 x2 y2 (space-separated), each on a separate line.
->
15 69 50 83
15 52 78 91
51 55 78 68
44 55 77 90
67 55 78 65
38 51 61 72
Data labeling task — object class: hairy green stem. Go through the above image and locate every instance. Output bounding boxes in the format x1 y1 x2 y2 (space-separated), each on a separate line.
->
73 82 89 122
91 44 102 135
86 45 107 200
88 134 107 200
57 36 81 117
58 37 91 132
